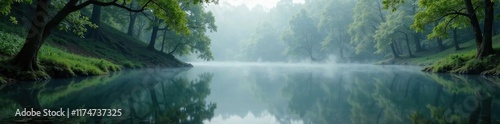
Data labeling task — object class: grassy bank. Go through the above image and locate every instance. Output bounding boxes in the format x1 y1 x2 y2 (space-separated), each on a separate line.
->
0 30 121 80
378 35 500 75
0 17 191 82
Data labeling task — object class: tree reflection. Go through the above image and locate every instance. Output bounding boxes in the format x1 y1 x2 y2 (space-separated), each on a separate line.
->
277 66 499 124
0 68 217 124
415 73 500 124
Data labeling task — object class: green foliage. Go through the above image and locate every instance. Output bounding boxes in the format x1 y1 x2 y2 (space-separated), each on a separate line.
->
0 30 120 79
161 4 216 61
409 111 431 124
373 10 409 56
319 0 354 56
424 105 467 124
149 0 189 35
425 50 500 75
348 0 386 55
408 0 471 39
40 46 121 76
0 0 31 15
0 32 23 56
382 0 405 11
58 11 97 38
426 52 475 72
281 9 321 59
8 16 17 25
240 22 286 61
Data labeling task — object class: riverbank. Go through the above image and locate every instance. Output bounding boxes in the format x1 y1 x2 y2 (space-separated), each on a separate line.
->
0 19 192 82
377 35 500 75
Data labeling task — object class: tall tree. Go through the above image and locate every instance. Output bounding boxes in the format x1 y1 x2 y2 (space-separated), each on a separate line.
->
240 22 286 61
127 0 140 36
384 0 497 59
161 4 217 61
319 0 355 60
349 0 387 60
281 9 322 61
85 5 103 40
1 0 215 71
374 11 414 58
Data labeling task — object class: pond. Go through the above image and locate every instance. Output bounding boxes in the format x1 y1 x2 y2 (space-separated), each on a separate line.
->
0 62 499 123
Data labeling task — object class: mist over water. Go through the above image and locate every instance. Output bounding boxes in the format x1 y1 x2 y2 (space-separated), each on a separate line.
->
1 63 498 123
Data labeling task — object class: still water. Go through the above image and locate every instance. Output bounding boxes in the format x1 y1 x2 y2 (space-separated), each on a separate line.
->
0 62 499 123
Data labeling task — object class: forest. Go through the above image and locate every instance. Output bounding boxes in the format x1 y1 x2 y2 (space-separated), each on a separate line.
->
0 0 499 81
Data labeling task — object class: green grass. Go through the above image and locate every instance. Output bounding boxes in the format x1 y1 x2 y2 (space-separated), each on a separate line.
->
0 15 191 81
377 34 500 75
378 35 500 66
40 46 121 77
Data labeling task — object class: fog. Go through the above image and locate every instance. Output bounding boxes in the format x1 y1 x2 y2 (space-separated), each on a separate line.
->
200 0 355 63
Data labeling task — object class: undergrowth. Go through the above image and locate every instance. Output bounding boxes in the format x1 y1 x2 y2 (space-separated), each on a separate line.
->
423 51 500 75
0 30 121 80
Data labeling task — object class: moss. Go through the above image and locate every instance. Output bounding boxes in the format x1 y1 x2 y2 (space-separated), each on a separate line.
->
423 51 500 75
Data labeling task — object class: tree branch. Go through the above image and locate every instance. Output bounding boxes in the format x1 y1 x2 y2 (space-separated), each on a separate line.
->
435 11 469 22
168 42 184 54
79 0 153 12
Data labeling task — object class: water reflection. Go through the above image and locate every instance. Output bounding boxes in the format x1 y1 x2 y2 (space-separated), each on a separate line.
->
0 68 216 123
194 64 499 124
0 64 499 124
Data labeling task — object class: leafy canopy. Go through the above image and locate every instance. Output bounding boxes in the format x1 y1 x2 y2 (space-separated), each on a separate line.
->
0 0 219 37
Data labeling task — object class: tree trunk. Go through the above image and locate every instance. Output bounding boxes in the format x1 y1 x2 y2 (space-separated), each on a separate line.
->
127 12 137 36
136 22 145 38
477 0 496 58
394 40 401 55
13 0 51 71
402 32 414 57
14 0 80 71
148 24 159 51
339 47 344 59
453 28 461 51
413 32 424 52
480 97 492 124
160 30 167 52
86 5 102 39
390 42 400 58
436 38 445 51
464 0 493 59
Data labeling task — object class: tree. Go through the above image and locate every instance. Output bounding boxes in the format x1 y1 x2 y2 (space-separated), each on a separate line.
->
319 0 355 60
384 0 497 59
281 9 322 61
147 16 163 50
85 5 103 40
240 22 286 61
374 10 415 58
348 0 387 60
127 0 140 36
161 4 217 61
1 0 215 71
